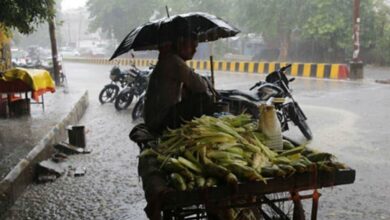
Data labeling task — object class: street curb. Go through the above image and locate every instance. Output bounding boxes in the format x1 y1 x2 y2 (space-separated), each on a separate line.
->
65 57 350 80
0 90 89 216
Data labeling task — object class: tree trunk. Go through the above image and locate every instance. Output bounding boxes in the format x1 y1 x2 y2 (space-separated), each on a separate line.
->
0 28 12 72
279 31 291 61
48 18 61 85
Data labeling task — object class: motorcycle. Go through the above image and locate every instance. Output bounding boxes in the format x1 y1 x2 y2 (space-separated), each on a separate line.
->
132 93 146 121
114 65 152 111
98 65 134 104
217 64 313 140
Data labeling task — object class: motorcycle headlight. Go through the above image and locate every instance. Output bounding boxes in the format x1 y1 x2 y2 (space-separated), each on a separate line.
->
110 67 121 81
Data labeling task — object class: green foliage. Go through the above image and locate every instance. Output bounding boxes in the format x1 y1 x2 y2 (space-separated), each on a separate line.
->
87 0 161 40
86 0 390 64
0 0 56 34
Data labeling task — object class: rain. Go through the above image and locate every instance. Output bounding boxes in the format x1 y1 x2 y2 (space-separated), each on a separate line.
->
1 0 390 219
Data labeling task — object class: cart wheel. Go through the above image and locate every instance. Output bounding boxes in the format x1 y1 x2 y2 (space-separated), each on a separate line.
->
260 193 295 220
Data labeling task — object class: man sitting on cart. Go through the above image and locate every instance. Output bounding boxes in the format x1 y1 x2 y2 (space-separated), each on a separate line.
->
143 17 215 135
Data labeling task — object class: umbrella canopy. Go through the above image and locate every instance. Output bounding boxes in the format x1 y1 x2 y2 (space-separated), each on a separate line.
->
109 12 240 60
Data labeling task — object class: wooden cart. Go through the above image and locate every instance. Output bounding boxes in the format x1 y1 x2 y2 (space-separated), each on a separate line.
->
138 156 355 220
131 124 356 220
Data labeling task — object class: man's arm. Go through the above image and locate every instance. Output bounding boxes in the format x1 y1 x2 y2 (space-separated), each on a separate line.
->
171 56 208 93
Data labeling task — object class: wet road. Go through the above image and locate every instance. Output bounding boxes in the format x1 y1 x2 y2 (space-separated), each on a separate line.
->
4 63 390 220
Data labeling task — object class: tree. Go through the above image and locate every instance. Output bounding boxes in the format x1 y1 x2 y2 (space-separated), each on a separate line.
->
0 0 55 34
86 0 390 64
12 0 63 49
234 0 310 61
87 0 161 41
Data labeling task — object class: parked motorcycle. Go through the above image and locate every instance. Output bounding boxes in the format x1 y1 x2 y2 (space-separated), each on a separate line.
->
98 65 133 104
217 64 313 140
114 65 152 111
132 93 145 121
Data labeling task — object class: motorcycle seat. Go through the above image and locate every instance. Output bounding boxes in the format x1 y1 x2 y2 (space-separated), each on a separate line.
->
218 89 259 102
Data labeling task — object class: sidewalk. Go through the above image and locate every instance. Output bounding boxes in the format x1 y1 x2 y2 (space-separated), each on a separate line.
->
0 85 89 215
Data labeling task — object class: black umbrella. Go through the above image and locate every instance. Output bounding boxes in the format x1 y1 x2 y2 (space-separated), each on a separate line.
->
109 12 240 60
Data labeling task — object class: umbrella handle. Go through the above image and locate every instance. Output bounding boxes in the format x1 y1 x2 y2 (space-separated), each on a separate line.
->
210 56 215 88
165 6 170 18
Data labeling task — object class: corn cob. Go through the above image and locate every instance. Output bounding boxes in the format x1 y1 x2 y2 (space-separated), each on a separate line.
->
251 153 262 171
219 158 248 167
261 165 286 177
272 156 292 165
224 146 245 156
138 148 158 158
204 162 231 178
225 172 239 187
226 163 265 182
161 159 195 181
291 161 308 173
307 152 334 162
278 145 305 157
195 176 206 188
178 156 202 174
277 164 296 176
207 150 244 161
282 139 295 150
170 173 187 191
187 181 196 191
183 151 202 167
205 177 218 187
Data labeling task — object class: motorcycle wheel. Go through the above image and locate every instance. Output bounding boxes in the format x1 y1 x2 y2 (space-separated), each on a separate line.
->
99 84 119 104
132 96 145 121
114 91 134 110
296 118 313 140
288 103 313 140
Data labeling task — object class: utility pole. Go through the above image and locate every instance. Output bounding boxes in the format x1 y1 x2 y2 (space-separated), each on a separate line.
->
352 0 360 62
350 0 364 79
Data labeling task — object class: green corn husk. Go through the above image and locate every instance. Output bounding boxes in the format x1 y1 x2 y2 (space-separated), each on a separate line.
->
178 156 202 174
170 173 187 191
225 172 239 186
219 159 248 167
226 163 265 182
224 146 245 156
261 165 286 177
207 150 244 161
282 140 295 150
279 145 306 157
147 114 343 191
205 177 218 187
195 176 206 188
277 164 296 176
307 152 334 162
204 162 231 178
187 181 196 191
183 151 202 168
162 159 195 181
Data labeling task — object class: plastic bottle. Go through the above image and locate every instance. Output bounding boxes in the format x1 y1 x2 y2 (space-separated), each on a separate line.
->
257 104 283 150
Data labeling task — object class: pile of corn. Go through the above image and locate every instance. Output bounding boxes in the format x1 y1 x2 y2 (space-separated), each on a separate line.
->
140 114 346 191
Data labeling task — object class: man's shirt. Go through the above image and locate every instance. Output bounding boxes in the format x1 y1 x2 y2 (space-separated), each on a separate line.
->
144 53 208 131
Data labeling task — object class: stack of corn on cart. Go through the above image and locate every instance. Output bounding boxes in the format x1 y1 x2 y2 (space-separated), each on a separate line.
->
132 114 355 220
